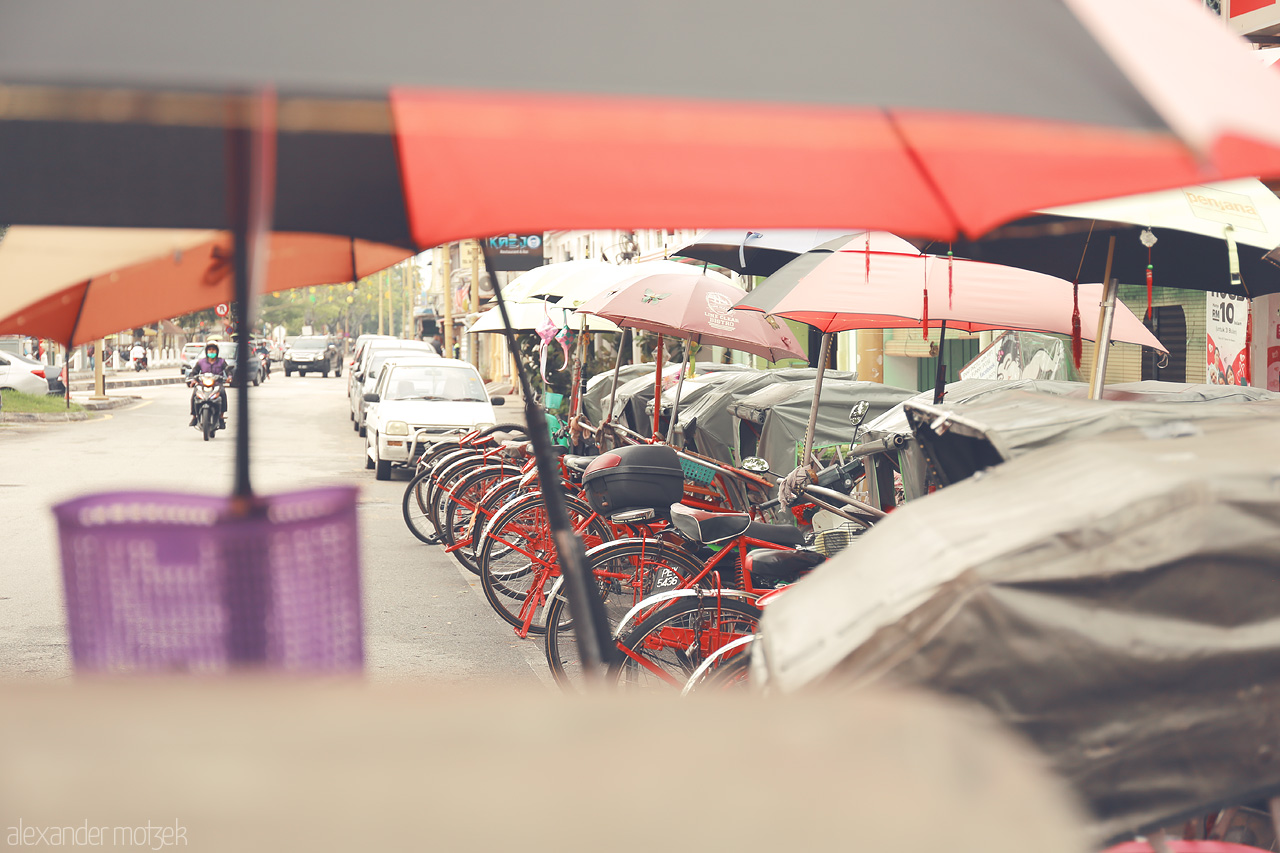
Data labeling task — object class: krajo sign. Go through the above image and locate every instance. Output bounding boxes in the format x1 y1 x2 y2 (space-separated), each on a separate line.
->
482 233 545 272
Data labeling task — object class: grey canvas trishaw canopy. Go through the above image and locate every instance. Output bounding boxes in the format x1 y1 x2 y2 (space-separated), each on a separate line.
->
730 379 913 470
663 368 850 464
600 362 749 436
582 363 654 426
905 388 1280 487
754 414 1280 844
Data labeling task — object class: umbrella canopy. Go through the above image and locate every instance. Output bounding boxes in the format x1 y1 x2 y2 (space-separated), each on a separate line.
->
0 231 412 346
499 260 618 302
1043 178 1280 251
577 273 806 362
933 180 1280 300
506 259 708 308
6 0 1280 248
735 248 1166 351
467 300 618 334
670 230 856 276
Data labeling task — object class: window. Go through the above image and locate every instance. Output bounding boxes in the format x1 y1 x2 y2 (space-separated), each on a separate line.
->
1142 306 1186 382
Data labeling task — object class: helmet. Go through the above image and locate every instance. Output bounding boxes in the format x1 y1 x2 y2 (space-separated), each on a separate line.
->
205 343 218 355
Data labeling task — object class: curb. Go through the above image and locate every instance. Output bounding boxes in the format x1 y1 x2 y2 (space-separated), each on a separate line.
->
69 376 185 392
0 396 140 424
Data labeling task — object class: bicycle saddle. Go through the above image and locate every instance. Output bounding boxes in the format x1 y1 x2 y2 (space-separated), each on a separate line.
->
562 455 594 474
669 503 805 548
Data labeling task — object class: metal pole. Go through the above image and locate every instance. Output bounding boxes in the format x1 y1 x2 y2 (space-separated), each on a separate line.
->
603 327 630 425
1088 237 1118 400
801 331 832 468
666 338 691 443
1089 278 1119 401
228 92 276 501
469 241 481 368
441 247 454 358
651 333 664 438
482 250 617 679
932 321 948 404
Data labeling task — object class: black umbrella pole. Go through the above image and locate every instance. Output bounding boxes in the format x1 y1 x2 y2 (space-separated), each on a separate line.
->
484 253 617 679
228 125 254 500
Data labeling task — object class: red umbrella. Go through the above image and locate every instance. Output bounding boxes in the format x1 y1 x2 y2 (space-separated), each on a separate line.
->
0 231 412 346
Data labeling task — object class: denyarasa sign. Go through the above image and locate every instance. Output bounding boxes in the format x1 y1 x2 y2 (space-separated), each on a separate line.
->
482 234 545 271
1207 291 1251 385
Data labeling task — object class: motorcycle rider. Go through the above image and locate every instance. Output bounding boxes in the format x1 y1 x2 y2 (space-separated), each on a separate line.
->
188 341 230 428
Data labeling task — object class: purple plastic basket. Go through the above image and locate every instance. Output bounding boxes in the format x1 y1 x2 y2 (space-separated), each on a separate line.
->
53 487 364 673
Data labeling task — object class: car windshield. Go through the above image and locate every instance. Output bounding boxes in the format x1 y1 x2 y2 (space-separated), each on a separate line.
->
293 337 328 348
383 365 487 402
367 351 432 375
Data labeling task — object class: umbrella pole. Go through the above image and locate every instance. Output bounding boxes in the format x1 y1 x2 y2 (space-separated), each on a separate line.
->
652 333 664 438
227 97 275 502
603 327 629 426
932 321 948 404
801 331 832 469
1088 237 1118 401
483 252 617 680
667 339 691 444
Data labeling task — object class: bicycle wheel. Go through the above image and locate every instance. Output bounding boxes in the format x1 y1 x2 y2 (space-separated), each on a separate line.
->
431 456 496 537
544 538 702 693
401 468 437 544
680 635 755 696
440 463 520 574
477 493 609 636
424 451 485 536
609 595 762 691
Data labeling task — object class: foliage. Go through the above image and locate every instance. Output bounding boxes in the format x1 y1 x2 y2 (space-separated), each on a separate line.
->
1 389 83 413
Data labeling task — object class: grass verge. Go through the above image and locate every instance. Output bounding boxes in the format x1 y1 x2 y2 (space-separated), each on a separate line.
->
1 389 84 414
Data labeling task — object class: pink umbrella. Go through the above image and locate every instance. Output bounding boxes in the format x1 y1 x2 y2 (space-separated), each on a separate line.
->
577 272 806 438
735 242 1165 463
578 273 805 362
745 249 1163 344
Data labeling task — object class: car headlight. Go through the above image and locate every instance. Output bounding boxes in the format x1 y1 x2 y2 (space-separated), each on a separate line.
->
386 421 410 436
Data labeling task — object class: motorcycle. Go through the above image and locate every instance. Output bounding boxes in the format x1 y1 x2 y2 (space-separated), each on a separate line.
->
132 353 149 372
189 372 227 441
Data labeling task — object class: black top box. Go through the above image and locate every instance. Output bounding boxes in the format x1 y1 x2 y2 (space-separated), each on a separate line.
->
582 445 684 519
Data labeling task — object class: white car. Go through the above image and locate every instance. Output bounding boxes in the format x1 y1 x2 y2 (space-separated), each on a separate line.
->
363 359 502 480
0 351 54 395
349 346 440 435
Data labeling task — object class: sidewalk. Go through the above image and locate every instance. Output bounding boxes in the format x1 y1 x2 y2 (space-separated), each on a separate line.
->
68 365 186 392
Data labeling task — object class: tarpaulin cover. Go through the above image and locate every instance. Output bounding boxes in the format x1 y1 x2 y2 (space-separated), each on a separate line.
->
582 364 654 426
906 390 1280 483
731 379 913 469
605 363 748 436
754 415 1280 843
668 368 844 464
863 379 1280 442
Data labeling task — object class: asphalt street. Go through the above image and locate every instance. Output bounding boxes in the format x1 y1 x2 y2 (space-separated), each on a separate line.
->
0 371 548 685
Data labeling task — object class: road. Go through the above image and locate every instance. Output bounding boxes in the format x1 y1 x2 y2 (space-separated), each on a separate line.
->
0 372 549 685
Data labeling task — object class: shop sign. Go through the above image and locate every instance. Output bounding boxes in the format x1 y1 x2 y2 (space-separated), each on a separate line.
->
1223 0 1280 36
482 233 545 271
1206 291 1251 385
